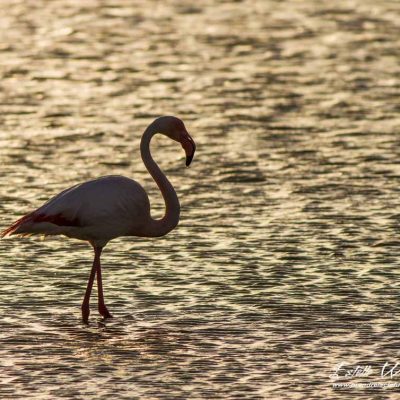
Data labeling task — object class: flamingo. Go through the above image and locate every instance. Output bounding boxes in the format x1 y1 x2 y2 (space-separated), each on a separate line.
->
1 116 196 323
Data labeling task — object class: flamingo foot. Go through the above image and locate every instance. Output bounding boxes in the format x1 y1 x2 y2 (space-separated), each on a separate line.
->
81 302 90 324
98 304 113 319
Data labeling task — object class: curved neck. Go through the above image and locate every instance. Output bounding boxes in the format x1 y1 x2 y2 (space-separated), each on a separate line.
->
140 124 180 237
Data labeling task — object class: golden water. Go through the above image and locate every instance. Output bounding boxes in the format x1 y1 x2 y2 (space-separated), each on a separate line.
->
0 0 400 398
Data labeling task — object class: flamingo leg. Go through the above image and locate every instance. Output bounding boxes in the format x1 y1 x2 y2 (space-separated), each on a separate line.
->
81 248 99 323
95 248 113 319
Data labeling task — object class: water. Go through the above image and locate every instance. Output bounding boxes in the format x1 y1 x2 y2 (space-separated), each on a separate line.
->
0 0 400 398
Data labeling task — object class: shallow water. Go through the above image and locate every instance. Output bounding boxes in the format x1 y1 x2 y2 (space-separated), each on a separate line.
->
0 0 400 398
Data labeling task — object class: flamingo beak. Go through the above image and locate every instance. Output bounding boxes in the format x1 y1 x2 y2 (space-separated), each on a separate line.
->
181 132 196 166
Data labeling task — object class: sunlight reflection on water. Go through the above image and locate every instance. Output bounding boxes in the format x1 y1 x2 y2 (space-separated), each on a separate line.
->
1 0 400 398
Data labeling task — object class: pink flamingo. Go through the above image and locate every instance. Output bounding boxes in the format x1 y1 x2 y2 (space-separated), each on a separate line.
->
1 116 196 323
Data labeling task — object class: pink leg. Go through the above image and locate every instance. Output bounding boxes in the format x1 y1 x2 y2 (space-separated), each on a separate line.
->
95 247 112 319
81 249 98 323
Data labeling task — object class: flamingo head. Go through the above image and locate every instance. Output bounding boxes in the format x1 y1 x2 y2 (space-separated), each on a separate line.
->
153 116 196 166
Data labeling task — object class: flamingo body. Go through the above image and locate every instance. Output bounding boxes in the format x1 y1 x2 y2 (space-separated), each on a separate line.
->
7 176 151 247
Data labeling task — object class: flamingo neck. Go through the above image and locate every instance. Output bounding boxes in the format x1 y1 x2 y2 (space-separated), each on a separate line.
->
140 124 180 237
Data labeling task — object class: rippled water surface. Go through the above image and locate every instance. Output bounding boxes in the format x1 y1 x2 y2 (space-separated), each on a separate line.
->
1 0 400 398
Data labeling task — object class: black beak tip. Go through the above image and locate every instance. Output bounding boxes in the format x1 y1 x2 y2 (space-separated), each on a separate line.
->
186 154 194 166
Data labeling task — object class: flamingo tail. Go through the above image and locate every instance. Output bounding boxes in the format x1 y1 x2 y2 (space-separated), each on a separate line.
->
1 212 81 238
1 213 36 238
